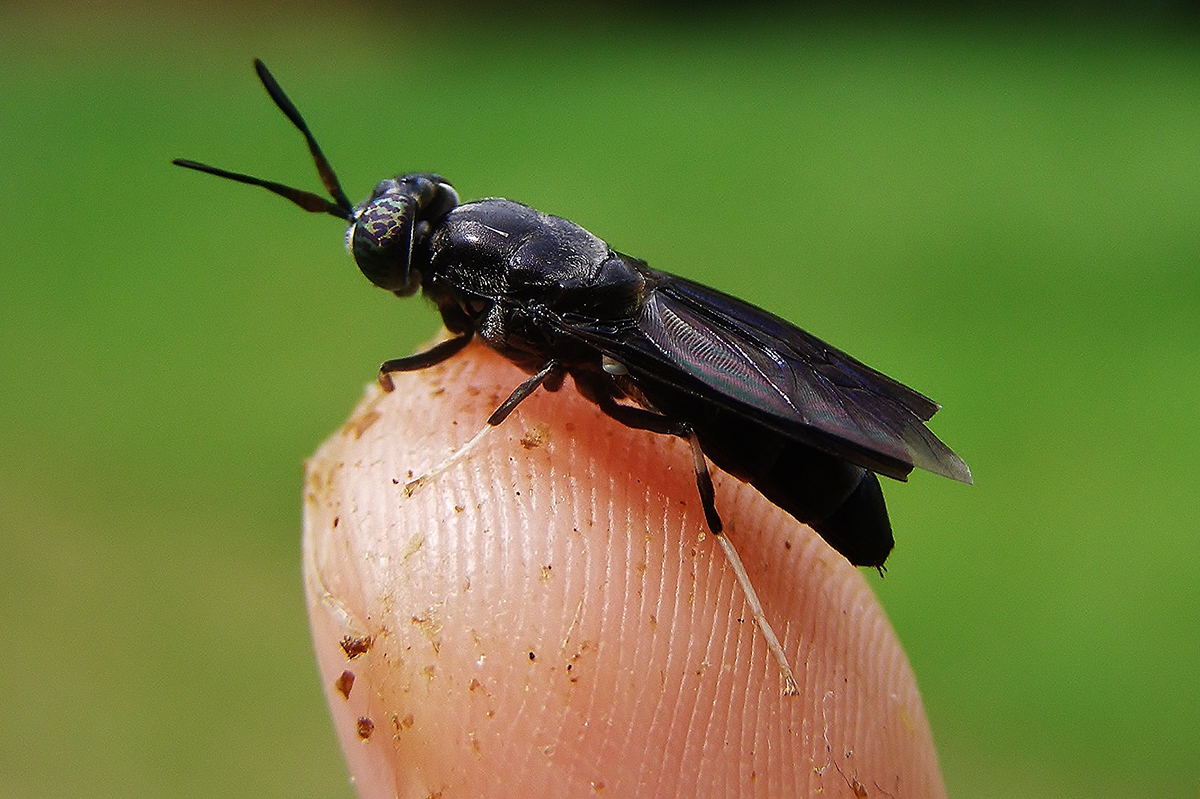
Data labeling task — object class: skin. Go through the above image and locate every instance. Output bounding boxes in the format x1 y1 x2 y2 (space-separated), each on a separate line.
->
303 341 946 799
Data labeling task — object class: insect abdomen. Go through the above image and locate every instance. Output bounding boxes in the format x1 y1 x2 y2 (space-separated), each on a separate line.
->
640 385 894 567
745 440 892 568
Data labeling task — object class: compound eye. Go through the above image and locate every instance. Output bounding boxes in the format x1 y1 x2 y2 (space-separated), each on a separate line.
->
350 194 418 293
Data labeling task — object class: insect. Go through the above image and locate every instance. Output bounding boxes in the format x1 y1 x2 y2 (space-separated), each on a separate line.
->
175 60 971 694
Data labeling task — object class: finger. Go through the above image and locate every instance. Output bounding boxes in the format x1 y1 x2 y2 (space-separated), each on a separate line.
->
303 341 945 799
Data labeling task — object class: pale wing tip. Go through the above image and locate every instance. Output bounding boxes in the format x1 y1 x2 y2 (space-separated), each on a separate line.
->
908 435 972 485
934 452 973 485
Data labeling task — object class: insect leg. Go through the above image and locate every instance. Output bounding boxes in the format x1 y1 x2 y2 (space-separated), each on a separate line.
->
484 359 563 426
593 397 723 532
405 359 562 496
378 332 474 391
594 396 799 695
710 530 800 695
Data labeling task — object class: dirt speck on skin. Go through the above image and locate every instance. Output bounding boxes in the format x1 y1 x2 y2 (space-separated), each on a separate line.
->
340 635 373 660
402 533 425 560
343 408 382 440
356 716 375 740
335 670 356 699
411 610 443 651
519 423 550 449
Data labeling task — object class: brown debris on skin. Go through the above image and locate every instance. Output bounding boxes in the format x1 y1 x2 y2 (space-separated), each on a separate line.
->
340 634 373 660
411 611 443 654
335 670 355 699
343 408 382 440
519 423 550 450
356 716 375 740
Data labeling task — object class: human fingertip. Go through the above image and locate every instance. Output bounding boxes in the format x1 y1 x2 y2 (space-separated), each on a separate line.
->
304 343 946 798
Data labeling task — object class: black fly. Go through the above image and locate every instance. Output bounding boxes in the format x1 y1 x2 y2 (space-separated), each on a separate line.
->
175 61 971 694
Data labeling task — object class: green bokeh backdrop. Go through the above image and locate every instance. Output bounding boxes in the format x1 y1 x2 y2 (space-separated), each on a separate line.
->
2 4 1197 797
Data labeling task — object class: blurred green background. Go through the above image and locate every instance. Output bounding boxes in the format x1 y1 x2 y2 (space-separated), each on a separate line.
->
2 2 1197 797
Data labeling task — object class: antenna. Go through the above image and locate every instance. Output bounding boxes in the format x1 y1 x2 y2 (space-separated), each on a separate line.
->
173 59 354 221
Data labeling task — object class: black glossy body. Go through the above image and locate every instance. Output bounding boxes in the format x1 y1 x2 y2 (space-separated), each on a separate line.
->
412 197 968 566
174 60 970 571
